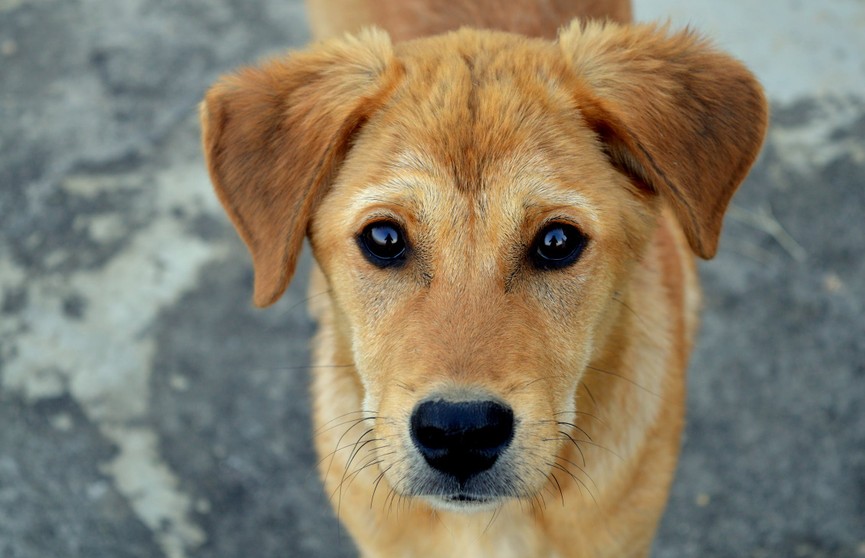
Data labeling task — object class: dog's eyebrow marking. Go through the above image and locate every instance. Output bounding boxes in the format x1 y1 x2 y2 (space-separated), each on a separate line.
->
348 173 440 217
507 155 602 226
345 149 448 215
350 179 420 209
522 188 598 217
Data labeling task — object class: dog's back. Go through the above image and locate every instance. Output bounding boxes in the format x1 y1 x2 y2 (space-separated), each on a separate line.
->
307 0 633 41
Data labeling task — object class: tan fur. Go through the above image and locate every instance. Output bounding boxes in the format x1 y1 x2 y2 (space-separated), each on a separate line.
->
307 0 632 41
201 1 767 555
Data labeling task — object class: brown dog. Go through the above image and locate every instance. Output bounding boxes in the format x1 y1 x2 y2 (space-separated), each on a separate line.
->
200 0 767 555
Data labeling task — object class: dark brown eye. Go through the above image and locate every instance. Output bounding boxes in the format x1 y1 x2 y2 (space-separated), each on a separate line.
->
358 221 408 267
530 223 587 270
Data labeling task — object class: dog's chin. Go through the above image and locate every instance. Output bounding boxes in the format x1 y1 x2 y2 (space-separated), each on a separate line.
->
422 493 502 513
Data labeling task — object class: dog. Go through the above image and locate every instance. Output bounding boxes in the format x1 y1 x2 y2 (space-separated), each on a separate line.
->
200 0 767 555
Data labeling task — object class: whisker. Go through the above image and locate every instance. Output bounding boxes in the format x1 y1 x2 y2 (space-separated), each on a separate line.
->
331 432 371 487
584 365 664 400
548 461 598 508
540 434 624 462
554 430 586 467
316 430 370 469
283 288 332 318
581 382 597 407
555 455 601 497
533 492 546 516
315 414 376 437
611 293 651 330
549 472 565 506
385 478 402 519
334 429 377 520
554 409 606 426
576 439 623 461
555 420 593 442
482 504 504 534
395 382 414 393
321 420 375 482
342 456 385 494
504 374 566 395
517 494 530 515
315 409 375 431
371 462 395 508
340 430 377 487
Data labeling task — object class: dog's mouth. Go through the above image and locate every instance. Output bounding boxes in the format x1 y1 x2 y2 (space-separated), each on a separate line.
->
448 493 491 504
423 491 499 511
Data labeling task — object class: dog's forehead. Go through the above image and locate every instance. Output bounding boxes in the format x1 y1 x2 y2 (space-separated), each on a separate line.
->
341 31 613 227
379 31 581 191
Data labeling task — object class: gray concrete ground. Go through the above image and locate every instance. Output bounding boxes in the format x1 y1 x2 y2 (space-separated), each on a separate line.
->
1 1 863 557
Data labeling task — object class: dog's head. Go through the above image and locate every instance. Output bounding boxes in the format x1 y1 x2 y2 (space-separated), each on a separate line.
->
201 22 766 510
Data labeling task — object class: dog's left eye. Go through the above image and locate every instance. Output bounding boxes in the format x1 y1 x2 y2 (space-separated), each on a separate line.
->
530 222 588 270
358 221 408 267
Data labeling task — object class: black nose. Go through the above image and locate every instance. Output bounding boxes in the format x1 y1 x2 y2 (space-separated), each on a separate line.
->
410 399 514 483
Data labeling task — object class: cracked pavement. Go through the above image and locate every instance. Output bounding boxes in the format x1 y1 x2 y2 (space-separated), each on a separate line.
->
1 1 864 556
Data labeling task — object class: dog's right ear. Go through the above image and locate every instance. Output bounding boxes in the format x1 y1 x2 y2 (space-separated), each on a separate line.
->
201 29 400 307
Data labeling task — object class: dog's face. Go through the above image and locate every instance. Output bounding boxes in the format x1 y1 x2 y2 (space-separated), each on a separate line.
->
201 23 766 510
308 35 656 508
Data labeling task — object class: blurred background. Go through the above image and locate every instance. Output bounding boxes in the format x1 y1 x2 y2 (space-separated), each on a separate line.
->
1 1 863 557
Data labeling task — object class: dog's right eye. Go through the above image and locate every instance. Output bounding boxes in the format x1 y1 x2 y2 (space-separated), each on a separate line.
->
358 221 408 267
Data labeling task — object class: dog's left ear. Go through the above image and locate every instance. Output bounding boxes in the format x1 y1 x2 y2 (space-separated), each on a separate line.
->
559 21 768 258
201 29 400 307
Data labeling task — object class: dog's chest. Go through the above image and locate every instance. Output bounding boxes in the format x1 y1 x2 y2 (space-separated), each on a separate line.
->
385 508 555 558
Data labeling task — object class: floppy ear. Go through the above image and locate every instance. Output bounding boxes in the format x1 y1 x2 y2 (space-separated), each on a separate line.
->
559 21 768 258
201 29 401 307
